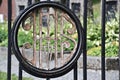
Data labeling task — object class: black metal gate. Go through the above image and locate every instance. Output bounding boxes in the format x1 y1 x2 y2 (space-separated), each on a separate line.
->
7 0 120 80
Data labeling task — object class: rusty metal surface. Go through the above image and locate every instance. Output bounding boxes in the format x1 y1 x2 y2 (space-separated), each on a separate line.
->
20 7 78 70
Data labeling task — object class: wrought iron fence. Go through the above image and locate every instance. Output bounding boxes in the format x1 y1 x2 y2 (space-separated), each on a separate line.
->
7 0 120 80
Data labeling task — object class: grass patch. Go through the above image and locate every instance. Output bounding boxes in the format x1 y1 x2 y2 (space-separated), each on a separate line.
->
0 71 33 80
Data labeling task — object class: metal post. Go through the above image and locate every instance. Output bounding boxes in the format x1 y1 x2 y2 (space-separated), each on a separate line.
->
83 0 88 80
101 0 106 80
46 78 50 80
118 0 120 79
19 63 23 80
74 62 78 80
7 0 12 80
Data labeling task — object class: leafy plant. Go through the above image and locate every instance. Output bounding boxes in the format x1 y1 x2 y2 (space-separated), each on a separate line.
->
87 12 119 57
87 42 119 57
0 23 8 43
18 30 33 47
87 18 101 49
92 0 100 4
0 8 119 57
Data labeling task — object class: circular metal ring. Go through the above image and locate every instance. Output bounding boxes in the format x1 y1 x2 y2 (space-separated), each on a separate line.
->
12 1 83 78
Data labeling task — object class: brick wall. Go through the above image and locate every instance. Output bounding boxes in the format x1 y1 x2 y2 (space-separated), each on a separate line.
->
0 0 16 21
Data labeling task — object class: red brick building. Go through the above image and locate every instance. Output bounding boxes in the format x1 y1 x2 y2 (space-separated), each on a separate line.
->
0 0 82 21
0 0 35 21
0 0 16 20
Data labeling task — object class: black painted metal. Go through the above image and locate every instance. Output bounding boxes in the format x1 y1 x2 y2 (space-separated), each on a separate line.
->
83 0 88 80
118 0 120 79
11 1 83 79
74 62 78 80
101 0 106 80
46 78 50 80
19 63 22 80
7 0 12 80
7 0 118 80
46 3 78 80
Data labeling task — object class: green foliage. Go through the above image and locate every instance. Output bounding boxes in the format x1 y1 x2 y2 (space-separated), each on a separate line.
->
92 0 100 4
0 23 8 43
0 9 119 57
0 39 7 46
106 19 119 43
87 12 119 57
105 42 118 57
87 46 101 56
87 19 101 49
87 14 119 45
87 42 118 57
0 72 33 80
18 30 33 47
0 23 8 46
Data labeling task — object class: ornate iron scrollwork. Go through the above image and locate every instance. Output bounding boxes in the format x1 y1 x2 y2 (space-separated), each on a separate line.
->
12 1 83 78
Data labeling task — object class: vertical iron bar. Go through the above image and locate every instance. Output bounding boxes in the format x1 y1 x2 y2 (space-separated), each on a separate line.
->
101 0 106 80
7 0 12 80
46 78 50 80
19 63 22 80
74 62 78 80
118 0 120 79
83 0 88 80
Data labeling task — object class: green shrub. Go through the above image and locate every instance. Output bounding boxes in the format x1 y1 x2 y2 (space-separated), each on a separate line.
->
0 23 8 43
87 13 119 47
0 11 119 57
87 42 118 57
0 39 7 46
92 0 100 4
18 30 33 47
87 12 119 57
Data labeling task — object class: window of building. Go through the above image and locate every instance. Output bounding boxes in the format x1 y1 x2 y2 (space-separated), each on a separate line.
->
61 0 70 8
72 3 81 17
19 5 25 13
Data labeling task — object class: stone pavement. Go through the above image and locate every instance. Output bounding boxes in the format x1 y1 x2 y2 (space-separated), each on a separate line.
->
0 47 119 80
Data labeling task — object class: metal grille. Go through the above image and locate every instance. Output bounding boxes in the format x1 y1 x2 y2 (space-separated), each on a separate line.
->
19 8 78 70
7 0 120 80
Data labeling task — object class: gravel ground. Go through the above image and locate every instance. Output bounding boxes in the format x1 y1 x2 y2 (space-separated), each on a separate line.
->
0 47 119 80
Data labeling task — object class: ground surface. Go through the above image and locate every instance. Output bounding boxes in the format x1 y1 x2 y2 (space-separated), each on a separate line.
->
0 47 119 80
